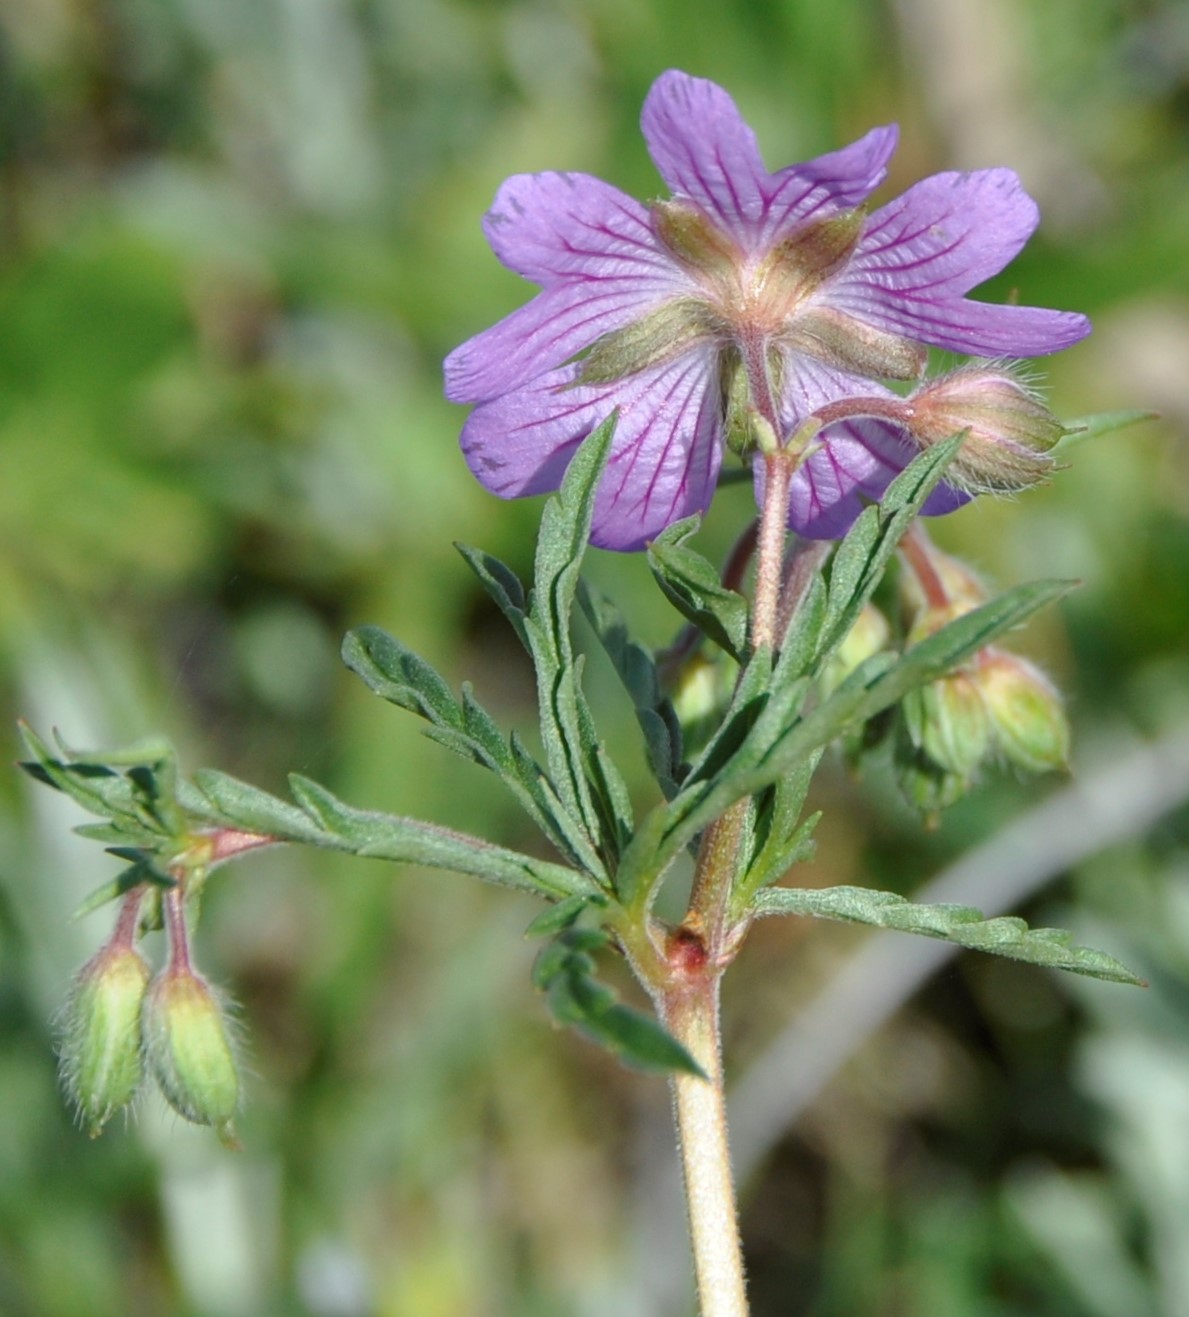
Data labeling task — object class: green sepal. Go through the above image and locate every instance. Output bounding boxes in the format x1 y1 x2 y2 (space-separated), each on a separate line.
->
750 885 1145 985
1054 408 1158 453
532 927 705 1075
646 517 749 661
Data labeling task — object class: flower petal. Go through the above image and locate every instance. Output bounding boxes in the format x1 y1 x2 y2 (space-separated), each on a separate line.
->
757 125 899 245
481 171 680 284
773 349 900 432
444 279 678 404
823 169 1092 356
459 351 723 551
641 71 769 235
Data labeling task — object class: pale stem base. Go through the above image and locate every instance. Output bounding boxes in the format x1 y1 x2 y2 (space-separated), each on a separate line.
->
662 976 749 1317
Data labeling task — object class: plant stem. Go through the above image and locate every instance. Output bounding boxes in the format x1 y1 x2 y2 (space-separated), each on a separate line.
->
656 331 804 1315
661 959 748 1317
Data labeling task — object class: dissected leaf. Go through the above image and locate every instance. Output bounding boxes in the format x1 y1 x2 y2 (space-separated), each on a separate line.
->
578 581 683 796
523 418 634 864
646 517 749 661
341 626 606 878
532 927 704 1075
818 436 963 662
751 885 1144 984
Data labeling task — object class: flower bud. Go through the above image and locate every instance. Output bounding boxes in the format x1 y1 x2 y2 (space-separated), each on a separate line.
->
904 672 992 780
143 967 240 1145
60 942 151 1136
905 364 1066 494
894 736 971 825
978 649 1070 774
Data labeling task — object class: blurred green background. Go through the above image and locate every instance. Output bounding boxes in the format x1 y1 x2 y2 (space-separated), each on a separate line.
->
2 0 1188 1313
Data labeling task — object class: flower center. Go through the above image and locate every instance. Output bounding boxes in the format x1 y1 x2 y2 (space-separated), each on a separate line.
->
572 199 925 395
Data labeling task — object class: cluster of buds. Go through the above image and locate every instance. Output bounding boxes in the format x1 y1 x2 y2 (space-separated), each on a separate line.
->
892 529 1069 820
58 851 242 1145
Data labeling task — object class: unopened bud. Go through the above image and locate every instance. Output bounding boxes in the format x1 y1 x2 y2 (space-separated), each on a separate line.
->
894 735 971 825
905 364 1066 494
143 968 240 1145
978 649 1069 773
61 943 151 1136
904 672 991 779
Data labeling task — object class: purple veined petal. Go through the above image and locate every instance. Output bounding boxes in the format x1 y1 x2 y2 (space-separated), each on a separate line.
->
773 349 903 435
755 124 899 247
444 277 683 404
919 482 971 518
780 417 971 538
482 171 683 285
459 350 723 551
641 70 769 237
829 295 1091 358
822 168 1092 356
788 419 915 537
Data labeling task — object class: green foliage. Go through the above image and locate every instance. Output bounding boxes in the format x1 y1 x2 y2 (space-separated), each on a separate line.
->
190 769 597 901
2 6 1183 1312
457 419 634 874
646 517 750 660
532 927 703 1075
751 885 1144 985
341 626 607 878
577 581 684 797
1055 408 1159 453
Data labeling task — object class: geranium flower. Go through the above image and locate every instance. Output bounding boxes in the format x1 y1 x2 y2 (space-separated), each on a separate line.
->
445 70 1089 551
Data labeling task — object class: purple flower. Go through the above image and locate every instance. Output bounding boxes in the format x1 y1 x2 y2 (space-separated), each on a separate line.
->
445 71 1090 551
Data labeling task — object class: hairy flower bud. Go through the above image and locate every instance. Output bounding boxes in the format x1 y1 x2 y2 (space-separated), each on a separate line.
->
978 649 1070 773
143 967 240 1145
903 672 991 780
60 942 151 1136
905 364 1066 494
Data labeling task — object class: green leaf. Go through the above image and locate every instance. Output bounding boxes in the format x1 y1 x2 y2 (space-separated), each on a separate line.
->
646 517 750 661
341 626 606 878
623 577 1068 891
751 885 1145 985
1055 408 1158 453
578 581 683 796
734 753 823 909
817 436 963 663
532 928 705 1074
523 418 634 865
191 768 596 900
72 860 175 920
454 544 531 649
523 894 604 938
17 723 181 842
189 769 329 843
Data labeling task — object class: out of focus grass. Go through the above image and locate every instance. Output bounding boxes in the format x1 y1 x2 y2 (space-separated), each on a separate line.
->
2 1 1188 1314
